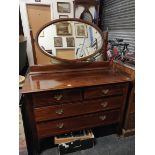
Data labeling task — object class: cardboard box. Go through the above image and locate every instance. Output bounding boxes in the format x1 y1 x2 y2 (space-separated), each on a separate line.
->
55 130 95 155
55 130 94 144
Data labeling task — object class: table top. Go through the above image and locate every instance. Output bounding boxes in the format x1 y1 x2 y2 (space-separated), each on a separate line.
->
21 62 131 94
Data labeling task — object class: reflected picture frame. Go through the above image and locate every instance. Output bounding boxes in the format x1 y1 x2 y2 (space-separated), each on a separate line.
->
54 37 63 47
66 37 75 47
75 23 87 38
56 22 72 35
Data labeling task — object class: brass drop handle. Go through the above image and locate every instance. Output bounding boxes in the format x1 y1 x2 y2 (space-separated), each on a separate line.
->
54 94 63 100
101 89 109 95
55 109 64 115
99 115 106 121
100 102 108 108
57 123 64 129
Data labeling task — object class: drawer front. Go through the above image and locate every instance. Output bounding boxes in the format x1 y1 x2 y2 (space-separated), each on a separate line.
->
34 96 123 122
32 89 82 107
36 110 120 138
84 84 125 99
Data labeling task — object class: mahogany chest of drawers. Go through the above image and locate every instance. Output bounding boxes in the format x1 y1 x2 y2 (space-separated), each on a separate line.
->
21 62 131 155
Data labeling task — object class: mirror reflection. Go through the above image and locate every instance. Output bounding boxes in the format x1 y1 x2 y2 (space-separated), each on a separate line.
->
38 20 103 60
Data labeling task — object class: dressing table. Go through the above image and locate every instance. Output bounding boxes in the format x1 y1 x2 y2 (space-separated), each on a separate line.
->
21 18 131 155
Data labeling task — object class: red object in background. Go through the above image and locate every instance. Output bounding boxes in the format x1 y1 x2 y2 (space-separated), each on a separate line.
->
113 47 119 56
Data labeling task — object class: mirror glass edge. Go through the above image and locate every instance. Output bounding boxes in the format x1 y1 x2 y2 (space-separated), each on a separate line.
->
36 18 104 63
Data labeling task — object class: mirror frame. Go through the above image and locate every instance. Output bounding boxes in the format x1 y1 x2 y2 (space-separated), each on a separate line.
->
36 18 104 63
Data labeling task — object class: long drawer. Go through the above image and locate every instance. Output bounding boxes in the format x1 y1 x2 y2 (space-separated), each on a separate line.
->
36 110 120 138
32 89 82 107
34 96 123 122
84 84 127 99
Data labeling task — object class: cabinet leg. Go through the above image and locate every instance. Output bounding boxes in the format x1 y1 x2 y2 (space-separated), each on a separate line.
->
20 104 41 155
116 124 123 136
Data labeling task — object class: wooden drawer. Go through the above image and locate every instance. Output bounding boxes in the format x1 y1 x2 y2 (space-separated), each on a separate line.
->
36 110 120 138
84 84 126 99
34 96 123 122
32 89 82 107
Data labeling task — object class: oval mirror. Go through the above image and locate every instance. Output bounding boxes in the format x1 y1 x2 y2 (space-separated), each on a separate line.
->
36 18 104 62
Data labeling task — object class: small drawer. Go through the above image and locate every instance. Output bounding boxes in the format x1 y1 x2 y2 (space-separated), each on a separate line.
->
32 89 82 107
36 110 120 138
34 96 123 122
84 84 125 99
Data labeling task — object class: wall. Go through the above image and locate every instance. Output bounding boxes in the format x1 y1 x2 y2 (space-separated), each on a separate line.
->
52 0 74 19
20 0 98 65
19 10 24 35
20 0 73 64
101 0 135 52
19 0 53 65
52 0 95 20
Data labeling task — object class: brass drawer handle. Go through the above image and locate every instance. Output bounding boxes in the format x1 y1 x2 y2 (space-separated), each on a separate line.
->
57 123 64 129
100 102 108 108
54 94 63 100
101 89 109 95
55 109 64 115
99 115 106 121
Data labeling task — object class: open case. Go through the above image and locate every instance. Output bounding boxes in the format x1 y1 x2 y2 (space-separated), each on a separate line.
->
55 129 94 155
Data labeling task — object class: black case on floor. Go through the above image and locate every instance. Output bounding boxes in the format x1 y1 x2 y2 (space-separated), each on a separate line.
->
58 138 95 155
